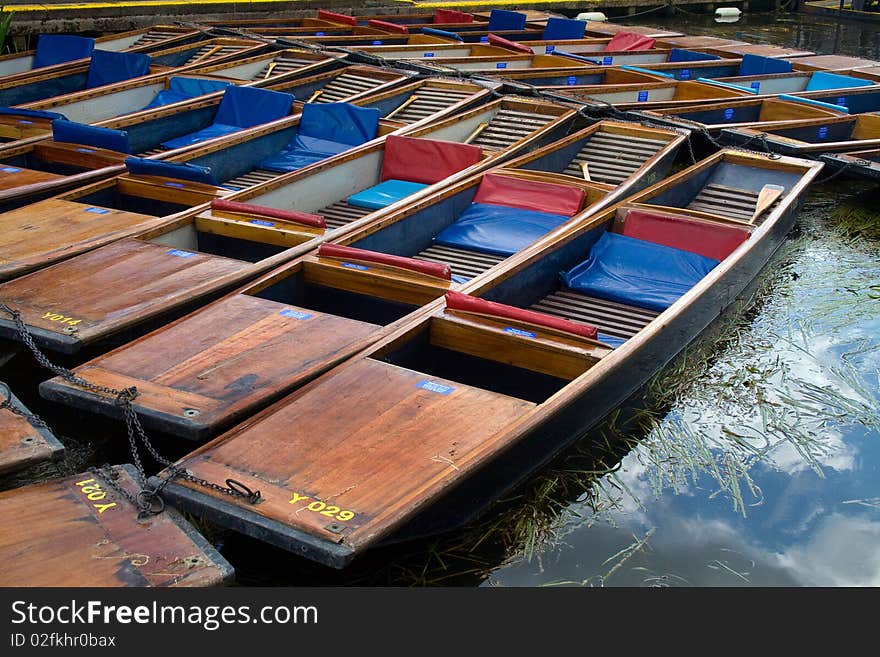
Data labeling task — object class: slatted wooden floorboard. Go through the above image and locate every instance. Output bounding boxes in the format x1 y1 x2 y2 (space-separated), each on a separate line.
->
130 30 182 48
531 289 659 340
314 73 386 103
184 45 251 66
223 168 285 190
687 183 778 224
251 56 320 80
318 201 374 229
414 245 506 280
563 132 667 184
388 87 474 124
470 109 554 151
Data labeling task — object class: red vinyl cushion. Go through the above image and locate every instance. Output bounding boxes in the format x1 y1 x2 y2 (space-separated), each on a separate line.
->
318 244 452 280
211 199 325 229
474 172 585 216
620 208 751 261
487 33 533 54
368 19 409 34
380 135 483 184
445 291 599 340
434 9 473 24
316 10 358 26
604 32 656 52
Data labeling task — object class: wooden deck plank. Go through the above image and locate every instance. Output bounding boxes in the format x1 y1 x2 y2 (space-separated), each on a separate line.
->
48 294 380 437
0 466 233 587
0 386 64 476
0 198 160 280
0 239 250 347
166 358 535 550
0 166 64 192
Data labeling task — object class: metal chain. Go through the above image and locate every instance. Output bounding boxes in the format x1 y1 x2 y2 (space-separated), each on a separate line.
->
0 381 49 430
0 304 261 516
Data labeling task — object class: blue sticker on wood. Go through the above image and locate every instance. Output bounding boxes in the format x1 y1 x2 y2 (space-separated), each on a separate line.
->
249 219 275 227
750 82 761 92
602 56 613 65
818 126 829 139
164 181 185 188
18 120 33 125
723 108 735 120
0 167 21 173
637 90 649 102
315 31 325 36
423 52 434 57
480 36 488 42
566 76 577 85
372 40 382 45
279 308 313 321
85 207 110 214
680 69 691 80
496 62 507 69
76 148 95 154
836 96 847 107
167 249 195 258
417 380 455 395
545 45 555 53
342 262 369 271
504 326 537 338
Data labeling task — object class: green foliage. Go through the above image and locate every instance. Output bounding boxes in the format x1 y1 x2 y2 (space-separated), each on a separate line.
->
0 11 13 54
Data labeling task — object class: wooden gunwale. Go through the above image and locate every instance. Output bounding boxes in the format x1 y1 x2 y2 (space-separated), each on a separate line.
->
0 383 64 476
720 113 880 154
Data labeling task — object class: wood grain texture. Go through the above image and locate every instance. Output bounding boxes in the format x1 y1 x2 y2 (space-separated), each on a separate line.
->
0 389 63 476
167 357 535 549
0 238 250 346
0 467 232 586
47 293 381 437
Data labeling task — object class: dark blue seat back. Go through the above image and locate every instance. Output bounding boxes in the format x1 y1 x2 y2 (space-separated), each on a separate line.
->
487 9 527 31
141 76 234 110
299 102 380 146
86 50 152 89
669 48 720 63
542 18 587 40
214 86 295 128
33 35 96 69
738 54 793 76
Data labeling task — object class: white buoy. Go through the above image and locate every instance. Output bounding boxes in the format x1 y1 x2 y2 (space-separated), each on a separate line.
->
576 12 607 22
715 7 743 17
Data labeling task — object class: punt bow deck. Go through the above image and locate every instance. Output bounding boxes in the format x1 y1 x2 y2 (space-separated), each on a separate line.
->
39 120 685 439
0 382 63 476
152 149 822 568
820 148 880 180
0 465 233 586
0 97 573 354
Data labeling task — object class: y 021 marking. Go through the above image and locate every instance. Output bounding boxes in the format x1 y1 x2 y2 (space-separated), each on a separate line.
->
74 478 117 514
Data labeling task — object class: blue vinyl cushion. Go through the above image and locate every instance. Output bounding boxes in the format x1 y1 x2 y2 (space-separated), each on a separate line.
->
346 179 428 210
421 27 463 42
738 54 793 76
86 50 151 89
487 9 527 31
804 71 874 92
160 86 294 149
542 18 587 40
433 202 570 257
140 77 234 110
259 102 379 173
52 119 131 153
33 35 96 70
124 156 219 185
562 232 719 313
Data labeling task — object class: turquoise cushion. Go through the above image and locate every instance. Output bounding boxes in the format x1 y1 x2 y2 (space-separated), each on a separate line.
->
805 72 874 92
347 179 428 210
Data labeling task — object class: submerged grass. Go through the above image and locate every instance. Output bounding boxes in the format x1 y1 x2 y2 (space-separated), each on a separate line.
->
829 187 880 242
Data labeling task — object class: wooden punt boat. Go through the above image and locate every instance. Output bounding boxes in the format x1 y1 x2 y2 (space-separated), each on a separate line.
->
627 96 848 138
0 382 64 476
152 149 823 568
0 53 354 209
0 25 205 78
0 77 454 281
0 465 233 586
0 37 270 108
820 148 880 180
0 97 575 355
202 9 489 29
843 66 880 82
655 36 749 50
720 113 880 155
40 120 685 440
581 21 683 39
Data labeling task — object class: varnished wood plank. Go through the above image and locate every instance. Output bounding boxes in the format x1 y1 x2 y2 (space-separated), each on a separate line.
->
0 466 233 587
45 293 381 438
165 358 535 550
0 385 63 476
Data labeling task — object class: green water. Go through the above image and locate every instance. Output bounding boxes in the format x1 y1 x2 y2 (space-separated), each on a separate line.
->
1 10 879 587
